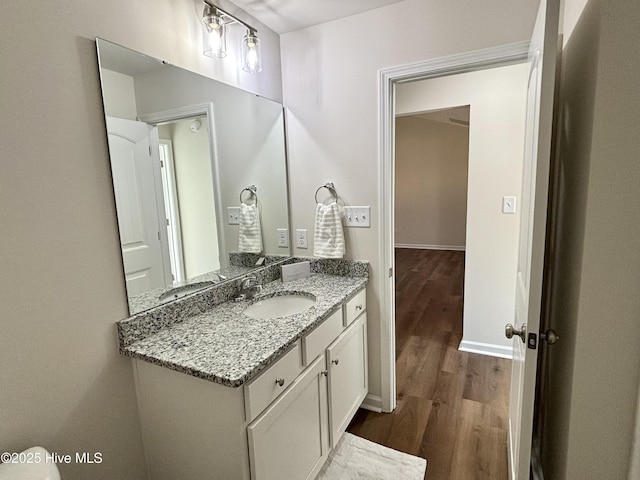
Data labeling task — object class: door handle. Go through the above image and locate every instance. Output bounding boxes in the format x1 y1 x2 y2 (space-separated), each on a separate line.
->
541 329 559 345
505 323 527 343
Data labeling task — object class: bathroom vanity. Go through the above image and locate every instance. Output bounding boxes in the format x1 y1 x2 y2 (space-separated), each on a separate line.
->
117 261 368 480
100 38 370 480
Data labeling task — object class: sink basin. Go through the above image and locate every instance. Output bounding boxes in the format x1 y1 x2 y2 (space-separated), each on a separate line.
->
158 281 215 303
244 293 316 319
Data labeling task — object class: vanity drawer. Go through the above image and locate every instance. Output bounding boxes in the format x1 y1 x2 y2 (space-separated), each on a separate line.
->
245 342 302 422
344 288 366 327
302 309 344 365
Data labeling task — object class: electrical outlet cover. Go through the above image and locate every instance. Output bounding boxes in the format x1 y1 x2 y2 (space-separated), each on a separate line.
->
227 207 240 225
295 229 308 248
277 228 289 248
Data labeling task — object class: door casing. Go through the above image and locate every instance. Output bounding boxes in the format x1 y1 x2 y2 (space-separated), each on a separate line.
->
377 42 531 413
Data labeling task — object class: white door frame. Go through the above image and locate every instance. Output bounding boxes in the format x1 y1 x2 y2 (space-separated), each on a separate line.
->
158 138 186 283
139 103 227 269
377 41 530 413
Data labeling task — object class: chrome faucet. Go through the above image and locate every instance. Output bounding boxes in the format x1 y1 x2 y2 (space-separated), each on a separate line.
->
236 274 262 301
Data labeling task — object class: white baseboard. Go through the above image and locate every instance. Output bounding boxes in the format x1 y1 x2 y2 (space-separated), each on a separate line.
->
395 243 466 251
361 394 383 413
459 340 513 359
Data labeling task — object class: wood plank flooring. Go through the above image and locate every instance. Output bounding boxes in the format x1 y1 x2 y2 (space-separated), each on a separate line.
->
347 249 511 480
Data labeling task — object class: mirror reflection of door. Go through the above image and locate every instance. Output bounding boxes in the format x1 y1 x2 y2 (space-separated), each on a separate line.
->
157 116 220 283
106 117 172 294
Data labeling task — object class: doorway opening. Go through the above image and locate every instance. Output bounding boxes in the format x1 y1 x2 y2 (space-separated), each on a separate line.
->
391 101 512 478
350 101 514 477
156 115 220 283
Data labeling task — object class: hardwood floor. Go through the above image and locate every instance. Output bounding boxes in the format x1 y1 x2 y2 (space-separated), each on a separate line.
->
347 249 511 480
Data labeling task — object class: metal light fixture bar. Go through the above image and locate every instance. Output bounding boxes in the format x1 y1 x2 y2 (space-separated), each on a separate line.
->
203 1 258 35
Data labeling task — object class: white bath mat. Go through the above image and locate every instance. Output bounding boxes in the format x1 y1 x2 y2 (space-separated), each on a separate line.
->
316 432 427 480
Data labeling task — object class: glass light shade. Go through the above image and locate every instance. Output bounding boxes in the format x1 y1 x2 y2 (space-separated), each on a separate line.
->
202 14 226 58
241 32 262 73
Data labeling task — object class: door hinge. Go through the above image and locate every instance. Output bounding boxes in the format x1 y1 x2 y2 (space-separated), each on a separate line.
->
148 145 152 156
160 160 164 168
157 231 161 241
389 267 393 278
166 218 170 226
527 332 537 349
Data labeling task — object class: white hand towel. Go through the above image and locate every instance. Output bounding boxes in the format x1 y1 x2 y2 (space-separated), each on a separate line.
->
314 202 345 258
238 203 262 253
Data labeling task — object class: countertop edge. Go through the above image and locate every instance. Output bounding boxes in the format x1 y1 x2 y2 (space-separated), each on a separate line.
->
122 276 367 388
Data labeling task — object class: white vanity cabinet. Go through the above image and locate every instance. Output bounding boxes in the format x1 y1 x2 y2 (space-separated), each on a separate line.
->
132 286 367 480
327 312 368 447
247 293 368 480
247 355 329 480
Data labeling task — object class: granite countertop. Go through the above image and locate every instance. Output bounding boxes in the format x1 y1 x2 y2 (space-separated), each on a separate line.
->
121 273 367 388
128 265 255 315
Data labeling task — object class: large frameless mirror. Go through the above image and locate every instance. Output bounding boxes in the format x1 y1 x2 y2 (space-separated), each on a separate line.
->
96 38 290 315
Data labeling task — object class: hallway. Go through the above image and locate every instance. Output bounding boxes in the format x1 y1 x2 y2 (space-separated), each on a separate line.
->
348 249 511 479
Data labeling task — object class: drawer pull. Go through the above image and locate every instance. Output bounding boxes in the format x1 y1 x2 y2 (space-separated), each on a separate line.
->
275 378 285 387
332 359 340 366
356 304 363 311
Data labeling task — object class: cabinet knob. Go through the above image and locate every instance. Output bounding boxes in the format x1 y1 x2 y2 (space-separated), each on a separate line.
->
321 370 328 377
332 359 339 366
275 378 285 387
355 304 363 311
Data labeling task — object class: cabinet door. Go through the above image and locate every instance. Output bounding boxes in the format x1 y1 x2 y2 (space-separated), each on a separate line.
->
327 313 368 447
247 355 329 480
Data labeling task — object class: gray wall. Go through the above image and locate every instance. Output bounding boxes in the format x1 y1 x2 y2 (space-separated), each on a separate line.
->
544 0 640 478
134 66 289 257
395 116 469 249
0 0 281 478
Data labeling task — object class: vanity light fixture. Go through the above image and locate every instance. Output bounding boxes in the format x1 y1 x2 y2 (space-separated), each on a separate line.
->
201 2 263 73
202 5 226 58
241 31 262 73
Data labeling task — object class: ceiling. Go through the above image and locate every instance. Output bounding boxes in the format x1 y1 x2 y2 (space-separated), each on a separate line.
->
228 0 407 34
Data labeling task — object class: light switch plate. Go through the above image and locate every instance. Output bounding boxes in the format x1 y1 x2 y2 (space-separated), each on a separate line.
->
295 229 308 248
502 196 517 214
227 207 240 225
277 228 289 248
344 206 371 227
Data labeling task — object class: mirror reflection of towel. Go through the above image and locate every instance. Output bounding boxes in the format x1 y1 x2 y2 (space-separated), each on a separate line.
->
238 203 262 253
314 202 345 258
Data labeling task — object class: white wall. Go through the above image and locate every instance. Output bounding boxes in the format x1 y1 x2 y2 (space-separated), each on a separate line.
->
168 118 221 277
395 115 469 249
0 0 281 478
542 0 640 478
396 63 529 356
281 0 538 401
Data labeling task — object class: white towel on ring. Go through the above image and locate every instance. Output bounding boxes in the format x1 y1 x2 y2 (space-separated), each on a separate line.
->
313 202 345 258
238 203 262 253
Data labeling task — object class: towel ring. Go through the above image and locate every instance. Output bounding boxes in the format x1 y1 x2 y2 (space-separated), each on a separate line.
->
315 182 338 203
240 185 258 204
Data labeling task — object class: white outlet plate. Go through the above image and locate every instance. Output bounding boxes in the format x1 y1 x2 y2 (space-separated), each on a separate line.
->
295 229 308 249
227 207 240 225
344 206 371 228
277 228 289 248
502 196 517 214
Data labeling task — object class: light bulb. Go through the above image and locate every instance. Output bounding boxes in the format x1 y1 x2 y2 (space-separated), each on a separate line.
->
208 30 222 51
246 47 258 70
